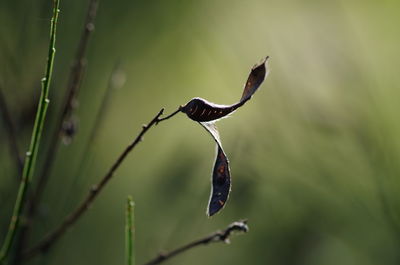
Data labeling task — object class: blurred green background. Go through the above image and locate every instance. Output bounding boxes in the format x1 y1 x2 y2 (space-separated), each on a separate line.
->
1 0 400 264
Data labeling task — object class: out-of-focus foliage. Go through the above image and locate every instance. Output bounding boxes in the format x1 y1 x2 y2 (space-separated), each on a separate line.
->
1 0 400 264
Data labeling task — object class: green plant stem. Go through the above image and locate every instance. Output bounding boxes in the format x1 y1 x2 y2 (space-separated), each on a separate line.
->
28 0 99 225
16 0 99 258
126 196 135 265
0 0 60 263
23 108 168 259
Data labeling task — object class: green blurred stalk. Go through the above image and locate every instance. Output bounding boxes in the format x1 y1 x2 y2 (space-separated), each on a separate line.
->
0 0 60 262
126 196 135 265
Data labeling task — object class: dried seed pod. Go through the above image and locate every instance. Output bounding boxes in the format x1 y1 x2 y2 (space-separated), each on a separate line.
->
181 98 236 122
240 56 269 103
208 146 231 216
200 122 231 216
181 57 269 122
162 57 270 216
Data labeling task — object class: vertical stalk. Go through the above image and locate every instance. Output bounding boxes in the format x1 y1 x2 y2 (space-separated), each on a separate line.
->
125 196 135 265
17 0 99 256
0 0 60 262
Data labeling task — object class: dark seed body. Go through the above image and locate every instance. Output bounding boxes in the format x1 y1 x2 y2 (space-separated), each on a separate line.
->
181 98 241 122
180 57 269 216
181 57 268 123
240 56 268 102
199 122 231 216
208 146 231 216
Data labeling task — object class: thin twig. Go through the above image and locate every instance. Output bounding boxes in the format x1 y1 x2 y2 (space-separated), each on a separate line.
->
142 220 249 265
0 0 61 263
0 86 23 173
126 196 135 265
156 106 181 124
24 108 168 259
19 0 99 255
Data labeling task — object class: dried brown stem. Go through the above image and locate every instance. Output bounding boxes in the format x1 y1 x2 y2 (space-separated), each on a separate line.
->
156 106 181 123
23 108 166 259
142 220 249 265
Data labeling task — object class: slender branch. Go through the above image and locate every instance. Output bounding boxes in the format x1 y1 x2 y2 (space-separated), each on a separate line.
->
0 0 60 263
0 86 23 173
126 196 135 265
142 220 249 265
19 0 99 255
156 106 181 124
24 108 168 259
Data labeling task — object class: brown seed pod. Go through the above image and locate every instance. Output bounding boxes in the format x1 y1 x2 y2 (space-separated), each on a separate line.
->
162 57 270 216
181 56 269 122
199 122 231 216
